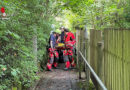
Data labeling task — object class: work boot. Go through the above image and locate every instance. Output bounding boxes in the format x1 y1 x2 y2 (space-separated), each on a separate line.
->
53 66 59 69
47 63 52 71
64 61 71 71
70 63 76 69
53 62 59 69
48 69 53 72
64 67 70 71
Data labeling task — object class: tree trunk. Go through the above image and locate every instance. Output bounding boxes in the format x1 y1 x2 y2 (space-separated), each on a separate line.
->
33 28 37 66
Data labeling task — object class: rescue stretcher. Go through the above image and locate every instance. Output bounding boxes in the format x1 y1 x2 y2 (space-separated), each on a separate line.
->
55 43 73 50
55 43 65 50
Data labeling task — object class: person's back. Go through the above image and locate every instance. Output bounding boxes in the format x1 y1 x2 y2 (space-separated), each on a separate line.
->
50 33 56 48
64 31 76 48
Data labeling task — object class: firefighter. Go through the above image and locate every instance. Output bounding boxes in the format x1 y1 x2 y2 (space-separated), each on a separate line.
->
63 28 76 70
46 32 59 71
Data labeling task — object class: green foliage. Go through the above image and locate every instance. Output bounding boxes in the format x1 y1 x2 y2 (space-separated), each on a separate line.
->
57 0 130 30
0 0 129 89
77 79 96 90
0 0 57 89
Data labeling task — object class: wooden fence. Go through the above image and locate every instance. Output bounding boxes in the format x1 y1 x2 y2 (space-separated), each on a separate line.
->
77 29 130 90
104 30 130 90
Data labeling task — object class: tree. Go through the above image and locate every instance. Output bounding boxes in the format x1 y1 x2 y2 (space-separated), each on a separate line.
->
0 0 60 89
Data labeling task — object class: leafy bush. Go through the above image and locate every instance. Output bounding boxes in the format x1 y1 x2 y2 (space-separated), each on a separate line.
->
0 0 53 89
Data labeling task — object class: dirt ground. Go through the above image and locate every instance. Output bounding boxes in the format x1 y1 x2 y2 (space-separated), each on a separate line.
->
35 64 79 90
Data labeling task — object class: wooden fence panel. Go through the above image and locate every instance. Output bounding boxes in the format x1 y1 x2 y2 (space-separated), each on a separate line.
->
90 30 102 89
90 30 102 74
123 30 130 90
77 29 130 90
104 30 107 88
103 30 130 90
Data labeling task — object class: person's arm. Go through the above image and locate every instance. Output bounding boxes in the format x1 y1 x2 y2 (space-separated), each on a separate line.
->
57 36 61 43
70 33 76 45
50 35 54 49
50 41 53 48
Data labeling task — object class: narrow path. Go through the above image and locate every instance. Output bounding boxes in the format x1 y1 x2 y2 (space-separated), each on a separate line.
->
35 64 79 90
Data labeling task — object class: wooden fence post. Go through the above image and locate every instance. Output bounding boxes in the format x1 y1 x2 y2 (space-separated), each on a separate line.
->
76 30 79 66
83 40 86 72
97 42 104 90
86 38 90 90
78 30 81 79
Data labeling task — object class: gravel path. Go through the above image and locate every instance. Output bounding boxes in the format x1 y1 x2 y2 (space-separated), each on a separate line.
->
35 64 79 90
